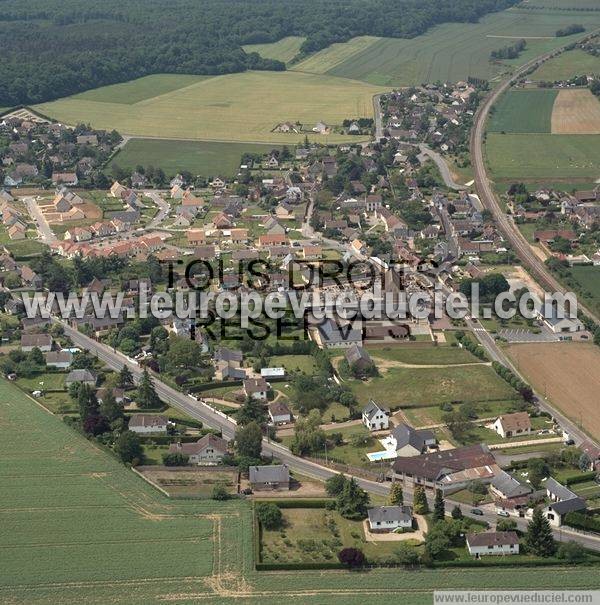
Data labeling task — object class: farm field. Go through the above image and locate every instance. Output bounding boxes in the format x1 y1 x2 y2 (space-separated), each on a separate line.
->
486 133 600 180
291 8 600 86
564 264 600 316
2 380 600 602
506 342 600 440
551 89 600 134
243 36 305 64
345 364 517 407
488 89 557 133
34 71 383 144
111 139 282 177
532 49 600 81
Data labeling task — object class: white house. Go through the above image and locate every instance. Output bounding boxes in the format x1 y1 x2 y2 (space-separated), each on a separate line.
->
362 399 390 431
543 477 587 527
20 333 53 352
492 412 531 439
268 400 292 425
128 414 168 434
367 505 413 532
243 377 269 400
44 350 73 369
466 532 519 557
168 434 229 465
389 423 436 457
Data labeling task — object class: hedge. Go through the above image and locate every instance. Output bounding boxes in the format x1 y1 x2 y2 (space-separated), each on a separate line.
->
256 561 345 571
565 472 598 486
188 380 243 394
255 499 333 509
134 430 218 445
565 511 600 533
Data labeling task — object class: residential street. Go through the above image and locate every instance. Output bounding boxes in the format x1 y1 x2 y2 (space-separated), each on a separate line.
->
23 196 57 243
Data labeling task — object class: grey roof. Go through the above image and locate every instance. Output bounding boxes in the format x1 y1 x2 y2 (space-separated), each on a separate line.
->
546 478 577 501
368 505 412 524
345 344 372 366
392 423 435 452
21 333 52 347
169 434 229 455
362 399 389 421
318 319 362 345
249 464 289 484
467 531 519 548
549 497 587 515
491 470 532 499
128 414 168 428
65 369 97 383
214 347 243 363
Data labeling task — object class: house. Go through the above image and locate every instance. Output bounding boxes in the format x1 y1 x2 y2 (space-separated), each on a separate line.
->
268 400 293 425
168 434 229 465
20 265 43 289
362 400 390 431
345 344 373 373
367 505 413 532
110 181 127 198
580 441 600 471
490 470 532 500
542 478 587 526
187 229 206 246
300 245 322 260
243 377 269 400
128 414 168 434
214 361 247 381
312 121 329 134
258 234 287 248
52 172 78 186
20 333 53 352
466 532 519 558
275 203 296 220
249 464 290 490
492 412 531 439
313 318 362 349
96 387 125 404
539 305 584 335
8 223 26 240
65 369 97 387
214 347 243 366
390 423 436 457
392 444 498 492
44 350 73 369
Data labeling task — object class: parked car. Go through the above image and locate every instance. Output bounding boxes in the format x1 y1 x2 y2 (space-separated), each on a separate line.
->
471 508 484 516
497 510 510 518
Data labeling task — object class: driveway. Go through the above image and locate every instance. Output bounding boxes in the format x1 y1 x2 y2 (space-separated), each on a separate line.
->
24 196 56 243
143 190 170 228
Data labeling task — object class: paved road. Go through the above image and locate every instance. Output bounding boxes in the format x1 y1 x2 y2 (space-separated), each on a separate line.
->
372 93 384 141
418 144 466 191
143 190 170 229
470 33 600 326
23 196 57 243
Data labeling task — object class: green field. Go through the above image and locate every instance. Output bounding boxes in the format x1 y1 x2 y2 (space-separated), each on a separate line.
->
291 8 600 86
243 37 305 64
486 133 600 180
365 344 480 365
2 379 600 603
346 365 517 407
34 71 383 143
489 89 557 133
72 74 212 104
112 139 283 177
533 49 600 81
567 265 600 314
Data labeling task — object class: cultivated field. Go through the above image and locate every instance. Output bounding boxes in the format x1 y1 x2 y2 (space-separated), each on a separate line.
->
532 49 600 81
243 36 305 64
488 89 557 133
34 71 383 143
291 8 600 86
506 342 600 439
111 139 282 177
551 89 600 134
486 133 600 180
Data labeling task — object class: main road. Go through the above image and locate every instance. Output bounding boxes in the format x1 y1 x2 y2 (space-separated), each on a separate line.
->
57 320 600 551
470 33 600 325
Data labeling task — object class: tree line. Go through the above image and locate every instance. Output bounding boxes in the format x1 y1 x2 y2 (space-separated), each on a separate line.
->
0 0 518 105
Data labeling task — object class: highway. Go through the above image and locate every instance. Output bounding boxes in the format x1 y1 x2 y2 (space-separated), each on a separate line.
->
470 33 600 326
58 320 600 551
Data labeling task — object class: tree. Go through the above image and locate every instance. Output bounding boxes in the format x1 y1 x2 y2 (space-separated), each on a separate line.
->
236 396 267 426
557 541 585 563
325 473 347 498
256 502 282 529
27 347 45 366
525 507 556 557
162 452 189 466
527 458 549 489
451 505 463 520
336 477 369 520
413 485 429 515
290 409 326 456
119 364 134 388
394 542 420 567
389 482 404 506
77 384 99 422
115 431 142 464
137 368 160 409
99 390 123 422
338 547 365 568
425 522 451 559
235 421 263 459
433 489 445 522
497 518 517 532
166 335 203 370
212 484 229 501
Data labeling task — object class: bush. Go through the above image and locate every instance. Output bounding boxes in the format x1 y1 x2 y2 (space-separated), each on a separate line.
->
338 547 365 568
212 484 229 500
256 502 283 530
162 452 189 466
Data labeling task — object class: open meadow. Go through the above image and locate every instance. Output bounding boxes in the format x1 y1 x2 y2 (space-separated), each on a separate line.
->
34 71 383 144
488 89 557 133
506 342 600 440
532 49 600 81
243 37 305 64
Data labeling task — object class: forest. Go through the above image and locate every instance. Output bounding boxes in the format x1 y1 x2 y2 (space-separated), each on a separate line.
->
0 0 518 106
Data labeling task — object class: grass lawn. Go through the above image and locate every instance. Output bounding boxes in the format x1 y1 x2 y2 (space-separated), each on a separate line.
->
243 36 305 64
321 401 352 423
494 442 565 456
269 354 317 374
346 365 517 407
486 133 600 180
34 70 383 143
565 265 600 316
15 372 66 392
366 343 480 365
111 139 284 178
140 466 239 497
532 49 600 81
4 238 47 259
292 9 600 86
488 89 557 134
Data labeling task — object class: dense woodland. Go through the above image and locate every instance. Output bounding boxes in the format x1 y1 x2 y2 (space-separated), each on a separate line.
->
0 0 518 106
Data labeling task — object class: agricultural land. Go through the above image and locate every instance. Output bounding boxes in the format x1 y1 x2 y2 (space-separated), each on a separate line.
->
243 37 306 65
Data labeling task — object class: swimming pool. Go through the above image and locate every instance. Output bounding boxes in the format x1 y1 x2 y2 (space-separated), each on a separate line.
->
367 450 396 462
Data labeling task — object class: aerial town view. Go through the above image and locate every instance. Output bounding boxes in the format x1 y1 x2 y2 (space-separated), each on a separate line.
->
1 0 600 603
